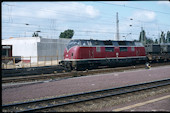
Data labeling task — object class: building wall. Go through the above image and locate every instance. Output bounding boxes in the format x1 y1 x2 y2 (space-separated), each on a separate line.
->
2 37 71 63
2 37 40 63
37 38 70 61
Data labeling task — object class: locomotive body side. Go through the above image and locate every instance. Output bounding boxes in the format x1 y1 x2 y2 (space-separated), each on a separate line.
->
60 40 147 70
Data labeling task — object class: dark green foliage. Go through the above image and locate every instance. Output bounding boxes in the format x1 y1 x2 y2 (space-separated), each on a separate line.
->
59 29 74 39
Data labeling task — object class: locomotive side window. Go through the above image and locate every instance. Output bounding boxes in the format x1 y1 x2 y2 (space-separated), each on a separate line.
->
120 47 128 52
105 47 114 52
131 47 135 51
96 47 101 52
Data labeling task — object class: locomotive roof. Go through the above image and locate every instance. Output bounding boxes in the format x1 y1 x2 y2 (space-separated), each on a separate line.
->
69 39 143 47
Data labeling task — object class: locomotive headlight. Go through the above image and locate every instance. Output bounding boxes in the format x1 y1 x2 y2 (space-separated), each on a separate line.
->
66 54 68 57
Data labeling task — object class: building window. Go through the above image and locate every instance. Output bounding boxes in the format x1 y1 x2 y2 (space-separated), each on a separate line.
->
120 47 128 52
2 49 8 57
96 47 101 52
105 47 114 52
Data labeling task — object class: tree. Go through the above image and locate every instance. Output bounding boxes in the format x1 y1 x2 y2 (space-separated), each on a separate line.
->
59 29 74 39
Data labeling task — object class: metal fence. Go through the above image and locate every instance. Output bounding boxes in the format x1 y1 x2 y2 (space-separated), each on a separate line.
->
2 56 62 69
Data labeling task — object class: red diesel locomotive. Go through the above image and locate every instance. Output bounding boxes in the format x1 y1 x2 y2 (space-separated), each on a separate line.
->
60 39 146 70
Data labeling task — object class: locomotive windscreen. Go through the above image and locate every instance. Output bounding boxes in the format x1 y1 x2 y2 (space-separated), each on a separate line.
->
66 40 80 50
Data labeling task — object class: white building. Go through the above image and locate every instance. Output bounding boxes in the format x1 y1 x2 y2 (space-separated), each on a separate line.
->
2 37 70 63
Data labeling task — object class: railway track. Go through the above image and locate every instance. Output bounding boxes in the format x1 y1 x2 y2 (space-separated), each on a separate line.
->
2 62 170 84
2 78 170 112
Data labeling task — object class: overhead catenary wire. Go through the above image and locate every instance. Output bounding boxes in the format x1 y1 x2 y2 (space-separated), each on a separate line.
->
3 14 170 30
96 1 170 15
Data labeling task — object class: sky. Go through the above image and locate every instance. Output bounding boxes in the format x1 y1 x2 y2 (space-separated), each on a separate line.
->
2 1 170 41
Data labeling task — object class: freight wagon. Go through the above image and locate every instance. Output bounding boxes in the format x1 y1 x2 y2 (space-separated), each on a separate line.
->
145 43 170 61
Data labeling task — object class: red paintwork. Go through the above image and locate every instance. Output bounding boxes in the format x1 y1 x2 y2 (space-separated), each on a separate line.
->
22 60 31 63
64 46 146 60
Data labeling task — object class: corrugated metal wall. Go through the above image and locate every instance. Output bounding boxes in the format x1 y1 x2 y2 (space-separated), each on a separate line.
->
37 38 71 61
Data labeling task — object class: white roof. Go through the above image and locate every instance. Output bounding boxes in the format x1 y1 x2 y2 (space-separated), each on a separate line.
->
2 37 41 45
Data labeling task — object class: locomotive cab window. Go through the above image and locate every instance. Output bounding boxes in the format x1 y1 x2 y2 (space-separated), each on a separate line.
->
120 47 128 52
105 47 114 52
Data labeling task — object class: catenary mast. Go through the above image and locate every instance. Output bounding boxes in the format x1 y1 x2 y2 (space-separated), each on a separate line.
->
116 12 120 41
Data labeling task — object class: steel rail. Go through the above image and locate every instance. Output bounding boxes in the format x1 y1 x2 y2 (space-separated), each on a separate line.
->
2 78 170 112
